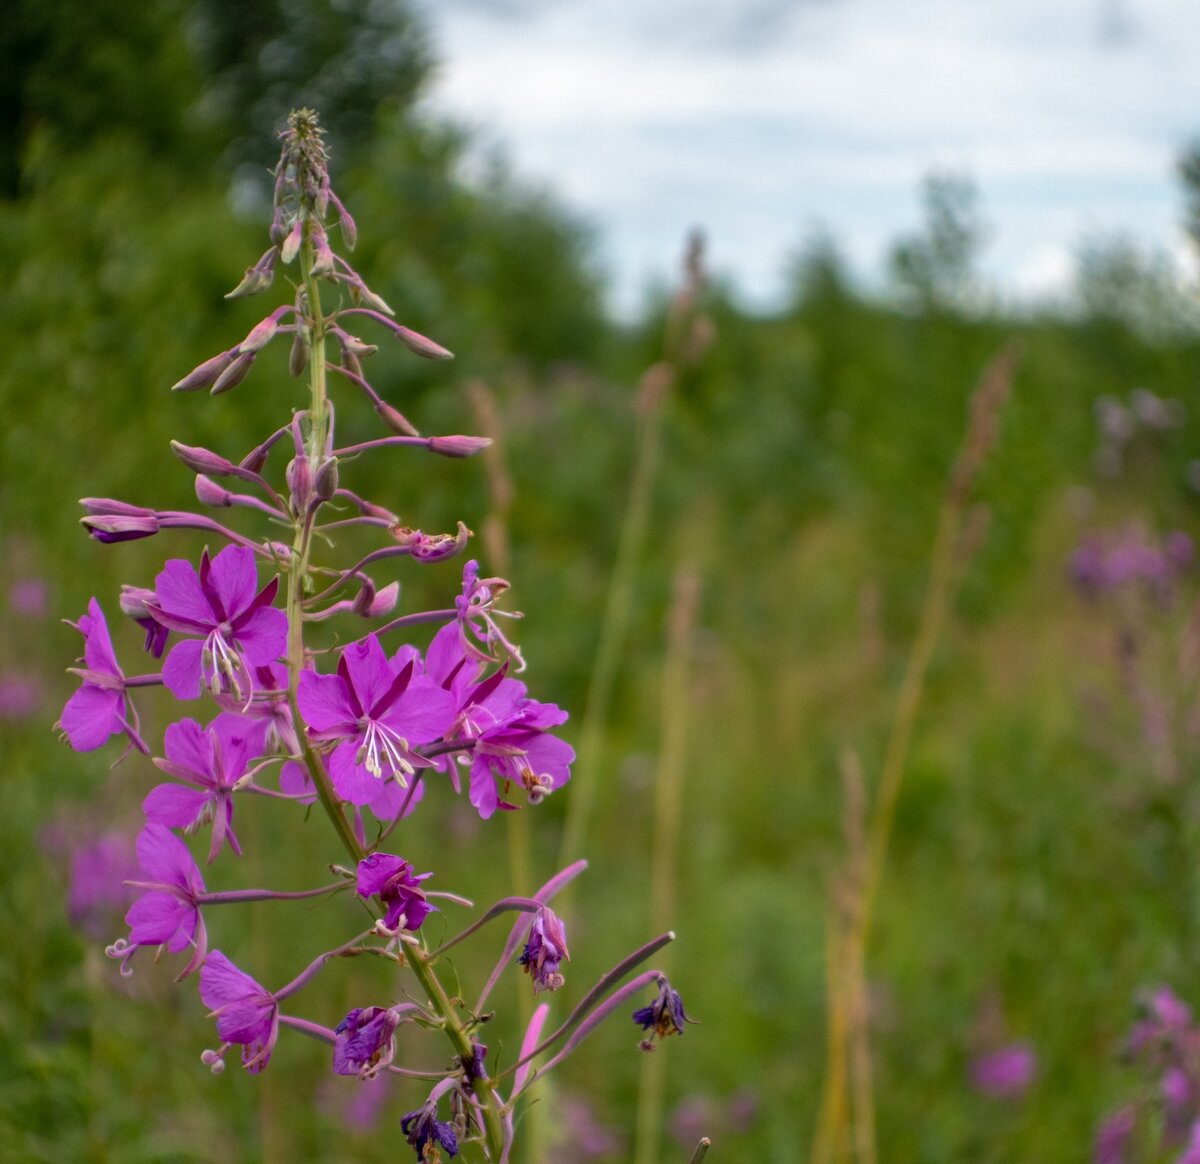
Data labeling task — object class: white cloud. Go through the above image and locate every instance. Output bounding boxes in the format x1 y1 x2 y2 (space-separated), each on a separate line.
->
413 0 1200 314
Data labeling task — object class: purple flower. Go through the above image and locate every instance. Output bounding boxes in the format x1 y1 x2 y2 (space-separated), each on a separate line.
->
633 976 692 1050
1179 1119 1200 1164
63 828 139 940
199 950 279 1073
355 853 435 932
120 824 207 978
148 545 288 701
297 634 454 816
519 907 570 993
333 1006 400 1079
58 598 148 754
0 674 41 719
469 698 574 820
401 1100 458 1160
969 1042 1036 1100
1094 1106 1135 1164
145 713 270 863
10 578 47 617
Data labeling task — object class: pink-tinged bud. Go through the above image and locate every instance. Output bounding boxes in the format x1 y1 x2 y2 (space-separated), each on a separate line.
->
211 350 256 395
239 307 289 354
311 224 335 276
375 400 420 437
286 456 313 516
352 282 394 316
289 330 310 377
428 435 492 458
266 541 292 563
359 499 398 522
225 249 278 299
80 498 156 518
280 218 303 264
171 348 237 392
330 192 357 250
118 585 156 620
314 456 339 501
390 521 472 562
82 513 160 543
269 209 288 246
195 475 233 507
353 579 400 618
394 325 453 361
337 332 377 359
171 441 236 476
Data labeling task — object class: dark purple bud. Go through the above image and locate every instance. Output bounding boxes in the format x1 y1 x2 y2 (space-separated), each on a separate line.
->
288 330 310 378
401 1102 459 1159
171 441 236 477
286 457 313 516
82 514 160 543
211 350 256 395
314 456 338 502
375 400 421 437
171 348 237 392
394 325 453 361
195 475 233 507
633 976 693 1050
429 435 492 458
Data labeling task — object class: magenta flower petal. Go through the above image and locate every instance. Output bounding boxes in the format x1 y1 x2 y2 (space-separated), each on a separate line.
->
206 545 258 625
199 950 279 1073
235 605 288 666
329 740 378 805
143 783 212 830
163 639 205 699
60 685 124 751
153 559 213 629
340 636 396 715
123 824 206 960
297 670 356 734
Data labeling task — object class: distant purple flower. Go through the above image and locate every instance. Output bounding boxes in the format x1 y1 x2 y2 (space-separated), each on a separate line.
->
633 976 693 1050
298 634 454 815
148 545 288 701
333 1006 400 1079
553 1094 624 1161
1094 1106 1135 1164
199 950 279 1073
145 713 270 863
519 907 569 993
469 697 573 820
64 828 139 940
9 578 47 617
1179 1119 1200 1164
969 1042 1037 1100
0 674 41 719
401 1100 458 1159
1130 986 1194 1052
120 824 207 978
58 598 148 754
355 853 434 932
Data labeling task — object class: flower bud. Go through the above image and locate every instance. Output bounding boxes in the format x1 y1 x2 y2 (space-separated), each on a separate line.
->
374 400 420 437
171 348 237 392
337 332 377 360
394 325 453 361
171 442 236 477
225 249 278 299
288 330 310 378
280 218 303 264
330 192 357 250
428 435 491 458
310 224 335 276
80 498 156 518
210 350 256 395
269 209 289 247
286 456 313 516
314 456 339 502
120 585 169 657
390 521 472 563
239 307 289 354
351 281 394 316
353 580 400 619
82 513 160 543
195 475 233 507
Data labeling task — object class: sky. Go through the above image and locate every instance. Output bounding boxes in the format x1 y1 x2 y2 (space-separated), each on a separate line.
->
410 0 1200 317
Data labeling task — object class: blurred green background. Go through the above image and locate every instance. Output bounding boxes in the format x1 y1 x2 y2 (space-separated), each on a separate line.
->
4 2 1200 1161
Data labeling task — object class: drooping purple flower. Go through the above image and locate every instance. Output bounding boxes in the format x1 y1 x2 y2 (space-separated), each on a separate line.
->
144 713 270 863
355 853 435 932
1094 1106 1136 1164
633 976 693 1050
468 697 574 820
519 907 570 993
148 545 288 701
969 1042 1037 1100
58 598 148 754
119 584 170 658
400 1100 459 1160
333 1006 400 1079
117 824 208 978
298 634 454 816
199 950 279 1073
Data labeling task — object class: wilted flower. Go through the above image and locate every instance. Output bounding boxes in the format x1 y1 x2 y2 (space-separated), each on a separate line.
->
401 1099 459 1160
633 976 693 1050
356 853 435 933
519 907 570 993
199 950 279 1073
333 1006 400 1079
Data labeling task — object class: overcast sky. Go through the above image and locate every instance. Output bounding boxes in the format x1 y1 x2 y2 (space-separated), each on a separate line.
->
411 0 1200 316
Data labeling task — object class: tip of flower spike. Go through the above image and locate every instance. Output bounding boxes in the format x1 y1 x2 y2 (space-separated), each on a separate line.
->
394 326 454 361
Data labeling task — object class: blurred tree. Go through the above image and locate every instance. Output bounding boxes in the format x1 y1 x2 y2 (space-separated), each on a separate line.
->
1177 138 1200 254
889 170 985 313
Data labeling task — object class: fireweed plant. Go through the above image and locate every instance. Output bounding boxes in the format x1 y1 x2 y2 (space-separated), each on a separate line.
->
57 109 690 1162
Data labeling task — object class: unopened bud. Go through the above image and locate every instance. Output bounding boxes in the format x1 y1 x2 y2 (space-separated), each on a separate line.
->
195 475 233 507
225 249 278 299
280 219 303 264
429 435 491 458
314 456 339 502
394 325 453 361
374 400 420 437
269 209 289 247
118 585 156 620
353 579 400 618
211 350 256 395
82 513 160 543
286 456 314 516
311 224 334 276
240 307 289 354
330 192 357 250
80 498 156 518
338 332 377 360
171 441 236 477
351 282 394 316
288 330 310 378
171 348 237 393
